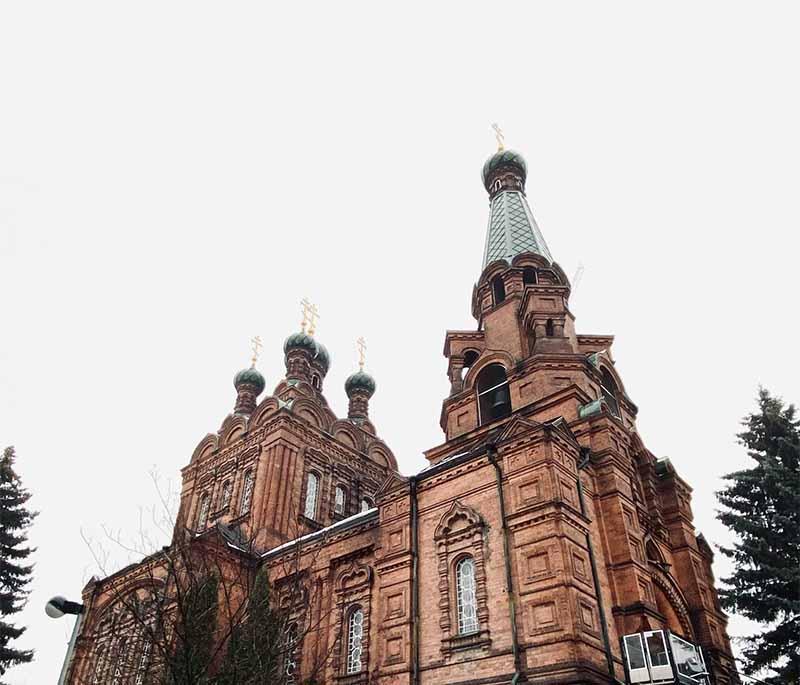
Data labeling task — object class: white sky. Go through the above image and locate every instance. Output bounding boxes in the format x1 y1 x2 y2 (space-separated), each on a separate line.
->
2 2 799 682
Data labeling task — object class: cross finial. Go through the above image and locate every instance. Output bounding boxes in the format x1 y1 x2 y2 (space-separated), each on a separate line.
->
491 123 505 151
300 298 320 336
249 335 263 368
300 298 320 335
356 337 367 371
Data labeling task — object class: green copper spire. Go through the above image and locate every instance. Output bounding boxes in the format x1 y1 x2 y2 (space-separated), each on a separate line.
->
481 148 552 269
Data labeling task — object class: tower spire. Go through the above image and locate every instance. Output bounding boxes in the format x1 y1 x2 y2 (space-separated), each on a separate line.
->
480 136 552 269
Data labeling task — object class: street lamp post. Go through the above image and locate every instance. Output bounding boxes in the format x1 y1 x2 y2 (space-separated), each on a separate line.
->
46 596 85 685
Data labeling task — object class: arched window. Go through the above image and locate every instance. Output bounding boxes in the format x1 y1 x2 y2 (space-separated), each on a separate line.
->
523 267 537 285
284 622 299 683
196 493 210 530
492 276 506 305
134 638 151 685
110 637 128 684
92 645 108 684
600 368 620 418
476 364 511 425
346 606 364 674
545 318 555 337
240 470 254 516
311 374 321 390
360 497 373 513
219 480 232 511
456 557 479 635
304 472 319 520
334 485 347 515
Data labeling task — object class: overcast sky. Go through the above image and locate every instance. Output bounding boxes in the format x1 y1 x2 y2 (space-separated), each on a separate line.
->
2 2 799 682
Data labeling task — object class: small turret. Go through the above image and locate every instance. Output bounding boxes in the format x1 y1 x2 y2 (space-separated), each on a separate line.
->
283 300 330 391
346 337 375 421
233 336 265 415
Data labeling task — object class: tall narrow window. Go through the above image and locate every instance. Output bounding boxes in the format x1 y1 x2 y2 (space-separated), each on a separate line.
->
492 276 506 305
92 646 107 684
304 473 319 520
456 557 479 635
360 497 373 513
476 364 511 425
523 267 537 285
545 318 555 337
346 606 364 674
600 369 620 418
220 480 232 511
134 639 151 685
110 637 128 685
334 485 347 515
240 470 254 516
196 493 210 530
284 622 298 683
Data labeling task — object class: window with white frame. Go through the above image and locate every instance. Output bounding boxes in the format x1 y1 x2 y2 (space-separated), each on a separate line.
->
346 606 364 674
304 472 319 520
240 470 254 516
360 497 373 513
219 480 232 511
334 485 347 515
134 638 151 685
196 493 211 530
110 637 128 685
456 557 479 634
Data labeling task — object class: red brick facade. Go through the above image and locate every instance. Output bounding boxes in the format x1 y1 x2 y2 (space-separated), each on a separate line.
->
66 147 737 684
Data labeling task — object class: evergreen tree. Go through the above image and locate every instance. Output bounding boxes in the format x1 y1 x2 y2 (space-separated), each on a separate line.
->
219 569 287 684
717 388 800 683
166 573 219 685
0 446 36 683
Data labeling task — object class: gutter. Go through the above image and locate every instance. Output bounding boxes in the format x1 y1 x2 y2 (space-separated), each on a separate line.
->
577 448 618 682
410 476 421 685
487 444 525 683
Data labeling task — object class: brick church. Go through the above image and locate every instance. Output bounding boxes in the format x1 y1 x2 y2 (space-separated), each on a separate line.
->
64 141 739 684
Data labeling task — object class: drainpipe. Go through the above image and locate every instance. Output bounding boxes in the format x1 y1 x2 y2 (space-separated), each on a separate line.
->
577 448 617 682
410 476 421 685
487 444 524 684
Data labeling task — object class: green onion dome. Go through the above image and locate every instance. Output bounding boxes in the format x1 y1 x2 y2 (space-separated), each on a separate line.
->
283 332 331 373
233 367 265 395
314 342 331 373
345 369 376 398
481 149 527 189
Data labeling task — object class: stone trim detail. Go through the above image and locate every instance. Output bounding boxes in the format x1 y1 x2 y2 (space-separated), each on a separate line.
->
331 560 373 683
433 501 492 657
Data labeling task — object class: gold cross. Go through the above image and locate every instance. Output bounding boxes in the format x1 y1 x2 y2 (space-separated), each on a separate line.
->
356 337 366 370
300 298 320 336
250 335 263 368
300 298 315 333
491 123 505 151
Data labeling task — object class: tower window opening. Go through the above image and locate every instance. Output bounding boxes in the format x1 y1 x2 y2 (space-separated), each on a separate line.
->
335 485 347 515
476 363 511 425
311 374 321 390
491 179 502 193
600 368 620 418
219 480 232 511
545 319 555 337
523 267 537 285
360 497 373 513
492 276 506 305
304 472 319 520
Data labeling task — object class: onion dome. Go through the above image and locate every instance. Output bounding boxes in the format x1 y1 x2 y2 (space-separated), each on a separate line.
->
481 149 527 191
284 332 330 372
345 369 376 398
234 366 266 395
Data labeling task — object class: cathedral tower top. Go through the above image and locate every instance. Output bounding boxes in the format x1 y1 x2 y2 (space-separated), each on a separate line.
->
481 144 552 269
